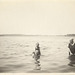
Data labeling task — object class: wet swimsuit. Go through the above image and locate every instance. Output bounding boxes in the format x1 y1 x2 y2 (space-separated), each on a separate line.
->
35 47 41 60
68 43 75 54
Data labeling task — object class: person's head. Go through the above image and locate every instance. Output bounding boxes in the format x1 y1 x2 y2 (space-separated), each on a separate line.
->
70 39 74 44
36 42 39 47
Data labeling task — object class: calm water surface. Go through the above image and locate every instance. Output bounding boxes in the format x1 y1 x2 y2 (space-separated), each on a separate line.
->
0 36 75 73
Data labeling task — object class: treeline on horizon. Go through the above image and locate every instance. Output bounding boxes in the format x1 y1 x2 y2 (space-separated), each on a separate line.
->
66 34 75 36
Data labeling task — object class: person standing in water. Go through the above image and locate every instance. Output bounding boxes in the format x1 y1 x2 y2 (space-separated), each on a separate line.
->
68 39 75 55
33 42 41 62
32 42 41 70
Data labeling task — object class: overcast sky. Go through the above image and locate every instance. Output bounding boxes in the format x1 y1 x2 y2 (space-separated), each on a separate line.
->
0 0 75 35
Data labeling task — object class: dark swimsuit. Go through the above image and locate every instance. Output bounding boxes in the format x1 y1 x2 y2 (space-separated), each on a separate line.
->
35 47 41 60
68 43 75 54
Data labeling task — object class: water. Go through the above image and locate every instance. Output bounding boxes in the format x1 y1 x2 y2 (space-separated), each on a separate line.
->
0 35 75 73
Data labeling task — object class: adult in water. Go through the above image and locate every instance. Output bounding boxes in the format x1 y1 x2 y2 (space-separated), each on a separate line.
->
68 39 75 55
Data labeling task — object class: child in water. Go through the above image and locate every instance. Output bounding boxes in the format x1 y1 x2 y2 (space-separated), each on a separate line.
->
32 42 41 70
32 42 41 62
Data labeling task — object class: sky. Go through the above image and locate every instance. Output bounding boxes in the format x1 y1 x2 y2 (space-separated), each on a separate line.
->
0 0 75 35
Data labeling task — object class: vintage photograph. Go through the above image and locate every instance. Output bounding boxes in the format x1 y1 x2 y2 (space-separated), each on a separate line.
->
0 0 75 73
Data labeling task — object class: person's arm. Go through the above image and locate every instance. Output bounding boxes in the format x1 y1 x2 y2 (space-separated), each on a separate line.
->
68 43 70 49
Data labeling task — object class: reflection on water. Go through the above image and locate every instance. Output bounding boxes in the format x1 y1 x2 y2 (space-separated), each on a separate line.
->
68 55 75 67
34 60 41 70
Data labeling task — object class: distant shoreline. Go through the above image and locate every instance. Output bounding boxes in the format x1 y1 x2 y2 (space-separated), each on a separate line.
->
0 34 75 37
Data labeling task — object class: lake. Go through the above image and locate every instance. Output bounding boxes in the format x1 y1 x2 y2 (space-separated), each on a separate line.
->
0 35 75 73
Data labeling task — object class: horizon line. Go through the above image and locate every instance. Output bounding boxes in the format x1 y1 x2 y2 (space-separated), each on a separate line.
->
0 34 75 36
